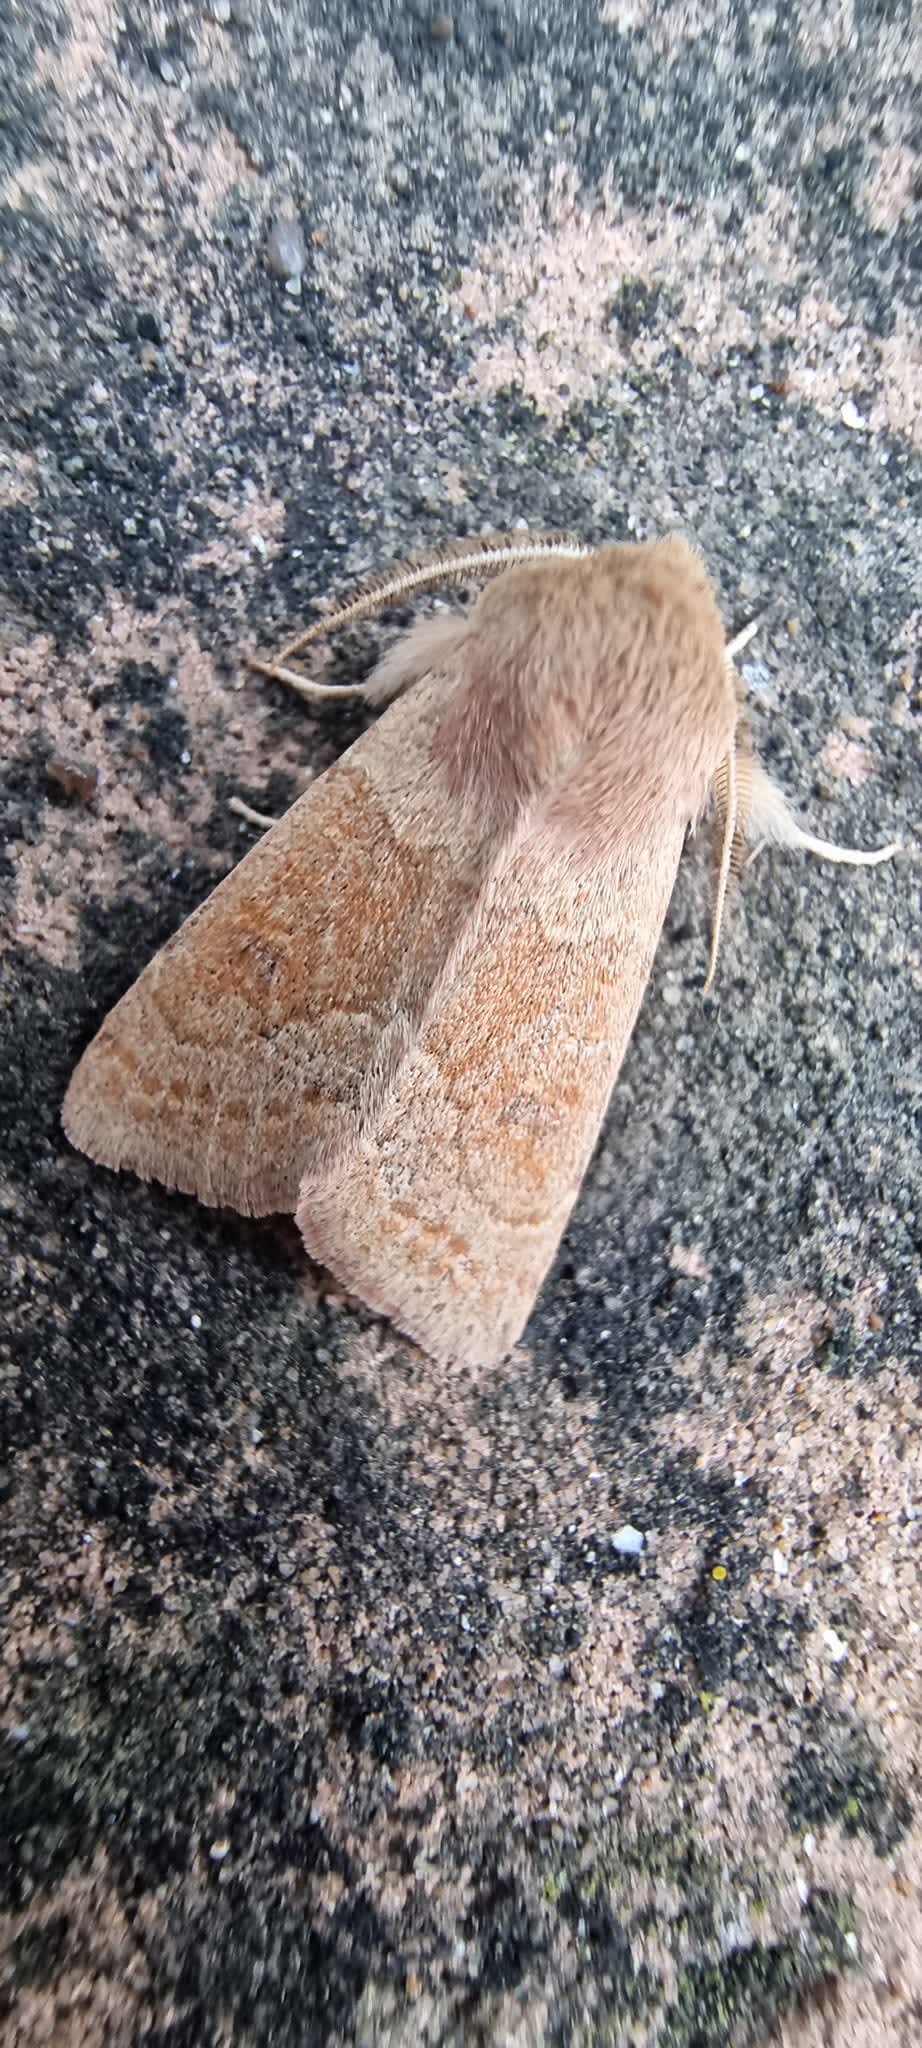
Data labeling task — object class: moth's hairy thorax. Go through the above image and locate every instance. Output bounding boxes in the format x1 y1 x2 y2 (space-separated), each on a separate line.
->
434 535 736 858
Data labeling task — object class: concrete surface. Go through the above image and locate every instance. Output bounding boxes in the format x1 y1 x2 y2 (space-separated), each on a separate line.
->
1 1 920 2042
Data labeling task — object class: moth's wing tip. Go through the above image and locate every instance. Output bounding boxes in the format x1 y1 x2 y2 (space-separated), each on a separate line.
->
296 1190 517 1369
61 1050 282 1218
61 1056 112 1165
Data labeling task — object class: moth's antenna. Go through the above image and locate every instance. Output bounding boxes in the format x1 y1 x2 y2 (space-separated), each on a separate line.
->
251 531 590 699
702 621 762 993
704 737 737 995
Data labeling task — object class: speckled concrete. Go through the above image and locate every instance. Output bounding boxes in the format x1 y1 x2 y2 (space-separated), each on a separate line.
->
1 3 920 2043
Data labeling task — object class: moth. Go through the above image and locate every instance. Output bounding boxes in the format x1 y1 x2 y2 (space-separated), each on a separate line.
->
63 533 897 1366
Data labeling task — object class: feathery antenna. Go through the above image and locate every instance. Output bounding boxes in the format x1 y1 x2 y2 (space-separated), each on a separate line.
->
250 532 590 698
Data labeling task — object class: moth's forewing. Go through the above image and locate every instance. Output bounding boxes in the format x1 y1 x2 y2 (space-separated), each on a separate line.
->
63 666 502 1215
297 816 688 1366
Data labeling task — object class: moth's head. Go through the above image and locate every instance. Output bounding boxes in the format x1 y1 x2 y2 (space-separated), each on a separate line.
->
585 534 736 761
459 534 738 831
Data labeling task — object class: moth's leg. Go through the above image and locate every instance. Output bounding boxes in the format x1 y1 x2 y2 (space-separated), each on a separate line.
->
747 763 900 866
362 612 470 704
725 616 763 661
704 751 898 987
228 795 280 832
235 616 473 829
250 610 470 710
248 658 370 702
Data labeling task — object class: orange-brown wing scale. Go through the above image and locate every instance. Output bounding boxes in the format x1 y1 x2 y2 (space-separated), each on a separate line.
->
62 668 504 1216
296 816 686 1366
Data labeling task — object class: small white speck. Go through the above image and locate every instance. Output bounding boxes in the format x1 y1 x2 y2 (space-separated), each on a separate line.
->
249 531 267 556
749 382 764 400
741 659 772 694
179 749 191 765
209 1838 231 1861
772 1549 788 1577
611 1524 645 1556
797 1878 810 1904
803 1833 816 1858
823 1626 849 1663
190 1312 202 1330
845 1931 859 1956
841 398 867 431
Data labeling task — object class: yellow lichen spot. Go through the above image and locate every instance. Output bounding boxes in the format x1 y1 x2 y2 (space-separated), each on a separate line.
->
711 1564 728 1583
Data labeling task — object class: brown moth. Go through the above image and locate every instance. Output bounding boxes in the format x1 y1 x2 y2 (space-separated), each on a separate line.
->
63 534 897 1366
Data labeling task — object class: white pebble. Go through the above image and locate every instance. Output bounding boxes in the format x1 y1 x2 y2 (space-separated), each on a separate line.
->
611 1524 645 1556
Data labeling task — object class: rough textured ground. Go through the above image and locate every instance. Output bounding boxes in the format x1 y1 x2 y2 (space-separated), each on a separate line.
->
2 2 921 2043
